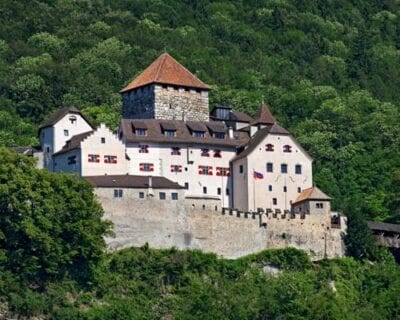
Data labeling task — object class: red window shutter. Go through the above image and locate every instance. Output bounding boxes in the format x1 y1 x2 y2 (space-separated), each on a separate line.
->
150 164 154 171
96 155 100 163
140 163 144 171
178 166 182 172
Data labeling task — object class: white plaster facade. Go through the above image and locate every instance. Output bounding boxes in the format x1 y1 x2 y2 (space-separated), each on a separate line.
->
125 142 234 207
40 110 93 171
53 124 129 176
232 132 313 212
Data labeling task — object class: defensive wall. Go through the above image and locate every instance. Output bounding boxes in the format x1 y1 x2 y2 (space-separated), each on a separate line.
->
97 188 346 260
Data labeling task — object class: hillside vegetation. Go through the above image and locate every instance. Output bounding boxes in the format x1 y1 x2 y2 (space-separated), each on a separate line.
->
0 0 399 223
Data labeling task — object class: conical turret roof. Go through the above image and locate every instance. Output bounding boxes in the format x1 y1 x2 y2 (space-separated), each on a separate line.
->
251 104 276 125
121 53 210 93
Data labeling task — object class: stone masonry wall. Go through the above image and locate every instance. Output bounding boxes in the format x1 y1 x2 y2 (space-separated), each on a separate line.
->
154 85 209 121
98 188 346 260
121 84 209 121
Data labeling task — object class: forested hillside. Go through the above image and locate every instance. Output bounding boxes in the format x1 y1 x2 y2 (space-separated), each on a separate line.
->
0 0 399 222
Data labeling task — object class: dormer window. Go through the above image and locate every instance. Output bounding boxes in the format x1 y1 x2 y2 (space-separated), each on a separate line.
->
283 145 292 153
164 129 176 137
214 132 225 139
193 131 205 138
135 129 147 136
265 144 274 151
69 115 77 124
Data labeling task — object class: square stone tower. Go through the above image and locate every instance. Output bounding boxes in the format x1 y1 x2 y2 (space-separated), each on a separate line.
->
121 53 210 121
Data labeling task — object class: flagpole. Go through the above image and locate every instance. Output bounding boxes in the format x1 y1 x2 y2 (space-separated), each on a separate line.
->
253 169 256 211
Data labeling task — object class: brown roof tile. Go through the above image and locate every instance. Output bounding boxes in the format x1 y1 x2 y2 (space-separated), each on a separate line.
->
85 175 184 189
120 119 249 147
292 187 331 205
251 104 275 125
39 106 93 131
120 53 210 93
53 131 94 155
368 221 400 233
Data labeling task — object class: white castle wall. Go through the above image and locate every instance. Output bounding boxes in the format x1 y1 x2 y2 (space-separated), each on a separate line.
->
97 188 346 260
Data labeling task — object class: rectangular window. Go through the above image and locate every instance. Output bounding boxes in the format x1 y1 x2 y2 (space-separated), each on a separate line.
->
139 192 145 199
139 145 149 153
273 198 277 205
295 164 302 174
101 137 106 144
140 163 154 172
297 187 301 193
266 162 273 172
281 164 288 174
216 167 230 176
239 165 243 173
64 129 69 136
213 150 222 158
217 187 221 195
201 148 210 157
135 129 147 136
198 165 213 175
203 187 207 194
316 203 324 209
67 155 77 165
171 147 181 155
171 165 182 173
159 192 166 200
214 132 225 139
184 182 189 190
269 185 272 192
226 188 230 196
88 154 100 163
164 130 176 137
171 192 178 200
104 155 117 164
114 189 123 198
283 186 287 192
193 131 205 138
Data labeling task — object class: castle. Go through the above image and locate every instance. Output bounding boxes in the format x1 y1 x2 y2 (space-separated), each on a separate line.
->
33 53 346 259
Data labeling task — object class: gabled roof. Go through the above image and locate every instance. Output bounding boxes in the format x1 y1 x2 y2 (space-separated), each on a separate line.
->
251 104 275 125
368 221 400 233
292 187 331 205
85 175 184 189
231 111 253 123
39 106 93 131
231 123 295 162
120 53 210 93
53 131 94 155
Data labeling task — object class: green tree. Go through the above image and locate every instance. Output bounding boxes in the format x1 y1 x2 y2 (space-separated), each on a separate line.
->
0 148 112 286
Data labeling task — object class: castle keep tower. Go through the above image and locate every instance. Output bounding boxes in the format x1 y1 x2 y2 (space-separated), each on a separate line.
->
121 53 210 121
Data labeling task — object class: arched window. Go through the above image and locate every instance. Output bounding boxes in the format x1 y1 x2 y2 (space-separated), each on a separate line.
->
265 144 274 152
283 145 292 153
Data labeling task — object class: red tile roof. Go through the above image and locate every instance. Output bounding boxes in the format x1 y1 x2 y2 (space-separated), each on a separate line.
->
292 187 331 205
120 53 210 93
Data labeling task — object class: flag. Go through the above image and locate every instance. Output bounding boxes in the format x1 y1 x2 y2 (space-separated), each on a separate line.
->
253 170 264 179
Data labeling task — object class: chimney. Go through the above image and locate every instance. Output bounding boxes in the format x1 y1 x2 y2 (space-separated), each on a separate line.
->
228 126 234 139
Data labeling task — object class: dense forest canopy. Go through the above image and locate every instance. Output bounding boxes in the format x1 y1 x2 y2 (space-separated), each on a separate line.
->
0 0 399 222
